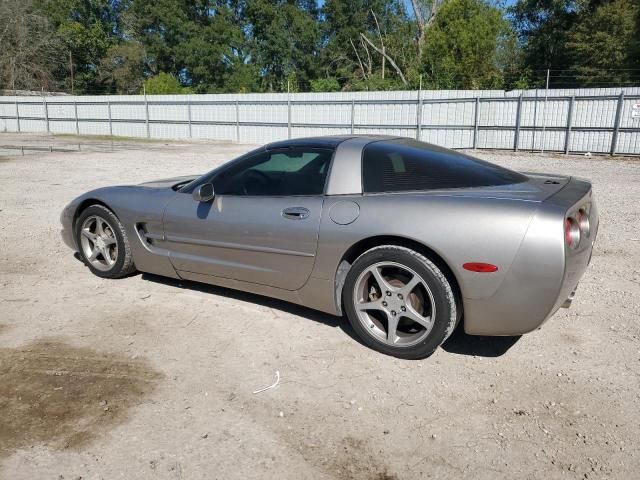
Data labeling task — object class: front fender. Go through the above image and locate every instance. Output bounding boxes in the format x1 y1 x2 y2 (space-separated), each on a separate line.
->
60 186 180 278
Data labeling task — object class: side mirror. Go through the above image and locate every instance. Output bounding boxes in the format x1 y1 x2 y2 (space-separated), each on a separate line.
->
192 183 215 202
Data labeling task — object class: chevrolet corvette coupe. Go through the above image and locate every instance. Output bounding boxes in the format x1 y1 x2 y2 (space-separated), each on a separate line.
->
60 136 598 359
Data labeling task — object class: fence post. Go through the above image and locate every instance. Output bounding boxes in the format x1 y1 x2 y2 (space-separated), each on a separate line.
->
15 98 20 133
350 99 355 135
540 69 550 153
564 96 575 155
610 91 624 156
415 76 423 140
514 94 523 151
235 99 240 143
74 100 79 135
43 95 50 133
473 97 480 149
144 90 150 139
187 99 192 139
531 88 538 151
287 81 291 139
107 100 113 136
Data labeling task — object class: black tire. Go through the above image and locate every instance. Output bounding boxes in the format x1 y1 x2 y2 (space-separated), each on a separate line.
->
75 204 136 279
343 245 457 359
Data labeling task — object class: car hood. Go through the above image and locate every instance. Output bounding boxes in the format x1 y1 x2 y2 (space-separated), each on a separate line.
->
138 175 200 190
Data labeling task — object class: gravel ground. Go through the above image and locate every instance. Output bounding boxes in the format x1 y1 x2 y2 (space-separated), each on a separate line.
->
1 132 639 480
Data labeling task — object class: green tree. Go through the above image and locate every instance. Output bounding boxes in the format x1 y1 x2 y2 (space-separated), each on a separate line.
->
179 4 257 92
496 27 531 90
222 62 263 93
420 0 507 89
98 42 147 94
11 0 638 95
321 0 411 88
0 0 62 91
565 0 640 86
126 0 254 92
310 77 341 92
143 72 192 94
124 0 195 77
34 0 123 93
245 0 321 91
509 0 578 78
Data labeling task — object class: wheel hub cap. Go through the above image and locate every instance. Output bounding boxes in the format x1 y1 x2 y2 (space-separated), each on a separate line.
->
384 293 404 314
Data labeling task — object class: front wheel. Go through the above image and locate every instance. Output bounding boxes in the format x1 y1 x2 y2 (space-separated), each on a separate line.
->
343 246 457 359
75 204 136 279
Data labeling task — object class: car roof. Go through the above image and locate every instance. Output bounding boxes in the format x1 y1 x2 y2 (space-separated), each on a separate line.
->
265 135 399 150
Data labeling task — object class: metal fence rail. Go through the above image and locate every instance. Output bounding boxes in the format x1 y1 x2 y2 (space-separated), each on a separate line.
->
1 88 639 155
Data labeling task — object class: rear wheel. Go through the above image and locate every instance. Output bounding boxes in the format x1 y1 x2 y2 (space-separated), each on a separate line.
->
343 246 457 359
75 205 136 278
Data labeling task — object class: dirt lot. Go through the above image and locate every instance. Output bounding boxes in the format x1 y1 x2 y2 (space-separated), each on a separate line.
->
1 132 639 480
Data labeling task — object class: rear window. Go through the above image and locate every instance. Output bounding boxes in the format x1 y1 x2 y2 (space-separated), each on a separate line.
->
362 139 527 193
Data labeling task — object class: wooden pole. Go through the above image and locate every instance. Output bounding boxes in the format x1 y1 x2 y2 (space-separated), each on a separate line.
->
69 51 75 95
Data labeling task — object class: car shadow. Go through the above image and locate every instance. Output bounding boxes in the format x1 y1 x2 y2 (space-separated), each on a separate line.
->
73 252 141 279
139 272 521 359
441 323 521 357
140 272 346 330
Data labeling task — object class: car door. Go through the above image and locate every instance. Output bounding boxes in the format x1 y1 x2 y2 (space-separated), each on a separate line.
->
162 147 333 291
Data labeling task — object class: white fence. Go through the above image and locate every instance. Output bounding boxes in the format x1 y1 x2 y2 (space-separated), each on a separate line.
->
1 87 639 155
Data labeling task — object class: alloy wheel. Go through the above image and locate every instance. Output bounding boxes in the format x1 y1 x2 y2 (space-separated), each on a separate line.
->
353 261 436 347
79 215 118 271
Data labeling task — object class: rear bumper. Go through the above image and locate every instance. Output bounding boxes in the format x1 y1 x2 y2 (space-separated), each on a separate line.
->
548 210 598 316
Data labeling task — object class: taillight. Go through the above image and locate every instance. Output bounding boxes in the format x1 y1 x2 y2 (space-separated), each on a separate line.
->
576 208 590 238
564 217 580 249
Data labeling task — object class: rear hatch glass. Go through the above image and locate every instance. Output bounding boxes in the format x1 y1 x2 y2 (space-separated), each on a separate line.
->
363 139 528 193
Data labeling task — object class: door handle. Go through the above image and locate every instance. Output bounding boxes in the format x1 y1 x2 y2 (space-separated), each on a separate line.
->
282 207 310 220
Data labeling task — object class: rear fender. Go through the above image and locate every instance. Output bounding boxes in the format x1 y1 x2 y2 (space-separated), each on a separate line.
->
314 194 539 313
464 178 597 335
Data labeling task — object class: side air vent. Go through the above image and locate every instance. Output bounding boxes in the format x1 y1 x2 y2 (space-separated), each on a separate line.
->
135 223 169 256
136 223 164 245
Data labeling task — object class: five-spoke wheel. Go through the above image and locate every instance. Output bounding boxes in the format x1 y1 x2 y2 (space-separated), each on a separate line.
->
79 215 118 271
353 261 436 347
344 246 458 359
75 204 136 278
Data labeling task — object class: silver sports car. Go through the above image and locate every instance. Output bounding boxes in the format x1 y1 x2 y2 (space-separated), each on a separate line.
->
60 136 598 359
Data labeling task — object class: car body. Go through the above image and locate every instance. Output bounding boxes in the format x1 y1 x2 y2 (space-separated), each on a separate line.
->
61 136 598 357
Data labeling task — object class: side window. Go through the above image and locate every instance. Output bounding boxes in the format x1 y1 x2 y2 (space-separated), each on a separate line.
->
362 140 527 193
214 148 333 196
